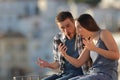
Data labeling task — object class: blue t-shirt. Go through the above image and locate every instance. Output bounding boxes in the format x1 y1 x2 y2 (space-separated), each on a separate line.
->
53 32 83 75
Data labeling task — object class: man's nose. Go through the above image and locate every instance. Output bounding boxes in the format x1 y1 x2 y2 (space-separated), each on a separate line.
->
65 28 69 33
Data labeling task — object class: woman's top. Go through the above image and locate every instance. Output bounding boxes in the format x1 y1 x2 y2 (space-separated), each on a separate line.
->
89 30 118 80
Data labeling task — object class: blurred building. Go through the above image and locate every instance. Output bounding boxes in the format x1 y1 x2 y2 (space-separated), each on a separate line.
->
0 0 38 33
0 0 39 79
0 31 30 80
99 0 120 9
0 0 120 80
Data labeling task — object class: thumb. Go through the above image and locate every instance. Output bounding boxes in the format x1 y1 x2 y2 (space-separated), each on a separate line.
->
38 57 42 61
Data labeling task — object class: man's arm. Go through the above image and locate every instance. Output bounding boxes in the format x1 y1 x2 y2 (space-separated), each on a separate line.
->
36 58 60 70
48 61 60 69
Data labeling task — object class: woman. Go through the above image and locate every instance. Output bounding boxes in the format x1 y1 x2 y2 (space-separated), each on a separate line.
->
58 14 119 80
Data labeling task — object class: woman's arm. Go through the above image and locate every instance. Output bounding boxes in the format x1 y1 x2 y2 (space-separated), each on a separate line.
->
58 44 90 68
84 30 119 60
96 30 119 60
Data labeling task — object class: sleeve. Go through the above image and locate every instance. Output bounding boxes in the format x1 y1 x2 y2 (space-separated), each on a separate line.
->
53 35 60 63
77 36 92 74
77 35 83 54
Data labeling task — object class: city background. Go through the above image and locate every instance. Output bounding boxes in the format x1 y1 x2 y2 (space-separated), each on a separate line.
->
0 0 120 80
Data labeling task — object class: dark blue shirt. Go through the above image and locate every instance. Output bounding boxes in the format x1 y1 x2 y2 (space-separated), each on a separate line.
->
53 32 83 75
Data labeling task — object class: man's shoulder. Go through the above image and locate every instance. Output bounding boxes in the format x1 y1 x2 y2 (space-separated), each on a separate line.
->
54 32 64 39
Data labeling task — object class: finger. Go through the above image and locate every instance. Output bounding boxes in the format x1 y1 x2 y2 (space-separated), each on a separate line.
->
58 44 65 51
62 46 67 51
36 61 42 66
84 37 88 41
58 44 63 50
64 47 67 52
59 43 64 48
39 58 43 61
40 60 44 64
61 45 66 51
86 38 90 43
37 57 41 61
60 43 63 46
89 37 93 43
58 45 62 51
83 39 87 45
39 58 45 62
90 40 93 43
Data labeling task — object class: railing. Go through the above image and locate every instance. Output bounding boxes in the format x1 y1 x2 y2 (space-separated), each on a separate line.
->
12 75 41 80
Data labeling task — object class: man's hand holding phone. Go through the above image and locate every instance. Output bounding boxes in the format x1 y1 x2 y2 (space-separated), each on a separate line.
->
55 39 63 46
55 39 67 57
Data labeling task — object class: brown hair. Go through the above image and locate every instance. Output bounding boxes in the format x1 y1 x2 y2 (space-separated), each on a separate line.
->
77 14 100 32
56 11 74 22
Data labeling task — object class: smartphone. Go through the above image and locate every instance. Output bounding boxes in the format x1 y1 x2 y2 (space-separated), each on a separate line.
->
55 39 63 45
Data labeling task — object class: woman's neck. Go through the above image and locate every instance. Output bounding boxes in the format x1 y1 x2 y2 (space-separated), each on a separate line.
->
90 31 99 45
89 31 99 39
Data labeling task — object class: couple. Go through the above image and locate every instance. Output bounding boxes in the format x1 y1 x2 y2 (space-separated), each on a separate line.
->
36 11 119 80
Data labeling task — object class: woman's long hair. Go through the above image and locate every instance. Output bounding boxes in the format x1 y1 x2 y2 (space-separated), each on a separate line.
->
77 14 100 32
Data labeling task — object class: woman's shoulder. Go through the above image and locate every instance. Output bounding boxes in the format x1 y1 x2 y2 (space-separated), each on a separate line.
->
100 29 111 36
100 29 109 33
100 29 113 41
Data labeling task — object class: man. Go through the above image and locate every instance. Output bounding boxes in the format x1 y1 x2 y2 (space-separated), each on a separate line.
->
36 11 83 80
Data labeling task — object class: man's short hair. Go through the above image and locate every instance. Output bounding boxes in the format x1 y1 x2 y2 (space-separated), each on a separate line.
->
56 11 74 22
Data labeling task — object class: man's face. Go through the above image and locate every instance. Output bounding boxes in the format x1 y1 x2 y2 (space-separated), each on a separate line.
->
57 18 76 39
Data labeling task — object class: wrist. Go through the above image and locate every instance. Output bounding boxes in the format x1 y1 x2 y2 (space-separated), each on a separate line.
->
63 53 67 58
92 46 97 51
47 63 51 68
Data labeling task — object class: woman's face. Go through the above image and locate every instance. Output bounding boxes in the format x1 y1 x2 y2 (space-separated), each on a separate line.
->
75 20 90 38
